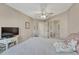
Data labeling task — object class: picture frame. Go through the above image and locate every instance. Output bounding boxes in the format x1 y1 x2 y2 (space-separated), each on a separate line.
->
25 22 30 29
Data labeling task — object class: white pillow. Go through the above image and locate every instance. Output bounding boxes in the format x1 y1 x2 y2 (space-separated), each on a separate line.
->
68 39 77 51
53 41 68 52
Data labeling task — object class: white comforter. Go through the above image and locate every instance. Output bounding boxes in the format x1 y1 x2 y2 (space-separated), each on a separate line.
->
1 37 77 55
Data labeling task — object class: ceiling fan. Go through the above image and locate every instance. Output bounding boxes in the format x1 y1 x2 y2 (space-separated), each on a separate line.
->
36 4 54 20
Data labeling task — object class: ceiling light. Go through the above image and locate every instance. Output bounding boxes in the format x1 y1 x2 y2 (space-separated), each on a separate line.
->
41 15 46 19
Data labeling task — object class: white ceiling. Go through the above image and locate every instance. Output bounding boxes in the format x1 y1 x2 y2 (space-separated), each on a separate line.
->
6 3 72 20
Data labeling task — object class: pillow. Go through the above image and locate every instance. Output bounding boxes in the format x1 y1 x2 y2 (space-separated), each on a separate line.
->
53 41 72 52
76 44 79 54
68 39 77 51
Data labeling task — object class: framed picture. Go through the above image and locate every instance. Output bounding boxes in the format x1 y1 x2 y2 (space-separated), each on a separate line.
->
25 22 30 29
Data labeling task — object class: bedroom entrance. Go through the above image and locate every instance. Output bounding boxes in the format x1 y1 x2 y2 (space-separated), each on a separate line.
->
38 21 48 38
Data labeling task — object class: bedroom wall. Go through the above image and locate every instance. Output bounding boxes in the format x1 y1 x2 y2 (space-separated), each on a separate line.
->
67 4 79 34
0 4 33 43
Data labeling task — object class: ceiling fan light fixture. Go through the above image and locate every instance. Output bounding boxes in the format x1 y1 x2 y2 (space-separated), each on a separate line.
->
41 15 46 19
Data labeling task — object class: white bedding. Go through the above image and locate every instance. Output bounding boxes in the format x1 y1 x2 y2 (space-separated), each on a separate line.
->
1 37 77 55
53 39 77 52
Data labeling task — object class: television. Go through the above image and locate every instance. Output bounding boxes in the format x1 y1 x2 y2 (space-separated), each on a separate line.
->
1 27 19 38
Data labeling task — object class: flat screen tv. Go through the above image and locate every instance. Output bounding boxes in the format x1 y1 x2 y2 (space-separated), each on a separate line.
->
1 27 19 38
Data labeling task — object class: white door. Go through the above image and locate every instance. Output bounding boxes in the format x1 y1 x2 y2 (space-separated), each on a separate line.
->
54 20 60 38
38 22 45 37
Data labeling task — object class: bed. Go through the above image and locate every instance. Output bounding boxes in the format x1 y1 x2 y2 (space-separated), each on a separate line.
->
1 37 77 55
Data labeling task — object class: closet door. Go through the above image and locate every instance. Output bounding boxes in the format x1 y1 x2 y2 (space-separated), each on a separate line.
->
48 20 60 38
44 22 48 38
48 21 55 38
54 20 60 38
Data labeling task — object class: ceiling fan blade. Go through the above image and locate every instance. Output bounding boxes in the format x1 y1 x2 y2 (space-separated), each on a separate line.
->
47 12 53 14
45 12 53 17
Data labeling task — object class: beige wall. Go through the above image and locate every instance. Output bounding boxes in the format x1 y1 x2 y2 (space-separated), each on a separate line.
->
68 4 79 34
0 4 33 42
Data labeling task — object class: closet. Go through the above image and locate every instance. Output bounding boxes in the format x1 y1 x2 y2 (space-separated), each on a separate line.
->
48 20 60 38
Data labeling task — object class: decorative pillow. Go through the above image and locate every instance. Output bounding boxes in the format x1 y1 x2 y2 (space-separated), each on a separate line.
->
65 33 79 42
68 39 77 51
64 33 79 53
